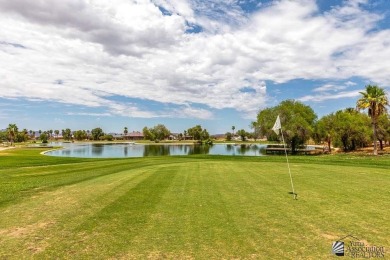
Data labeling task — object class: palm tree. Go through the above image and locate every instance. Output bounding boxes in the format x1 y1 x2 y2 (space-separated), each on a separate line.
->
54 130 60 140
232 126 235 136
7 124 18 146
356 85 389 155
123 127 128 140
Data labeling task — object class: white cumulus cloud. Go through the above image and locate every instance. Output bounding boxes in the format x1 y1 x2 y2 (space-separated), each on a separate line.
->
0 0 389 120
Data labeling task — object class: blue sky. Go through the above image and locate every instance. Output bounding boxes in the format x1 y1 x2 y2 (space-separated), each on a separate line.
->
1 0 390 134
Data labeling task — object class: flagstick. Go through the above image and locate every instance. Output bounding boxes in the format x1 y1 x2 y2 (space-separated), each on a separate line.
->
280 128 297 200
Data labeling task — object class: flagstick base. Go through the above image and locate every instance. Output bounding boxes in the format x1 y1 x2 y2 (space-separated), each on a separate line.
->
288 192 298 200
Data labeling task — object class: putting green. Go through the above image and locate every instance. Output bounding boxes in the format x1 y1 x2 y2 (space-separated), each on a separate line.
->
0 148 389 259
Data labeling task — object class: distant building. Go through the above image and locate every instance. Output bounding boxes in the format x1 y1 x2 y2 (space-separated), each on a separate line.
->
169 133 179 140
125 131 144 141
212 134 225 140
110 133 124 140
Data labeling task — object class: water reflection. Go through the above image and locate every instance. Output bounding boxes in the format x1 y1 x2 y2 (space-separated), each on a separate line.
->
92 144 104 156
187 144 211 155
143 145 171 156
226 144 233 152
46 143 267 158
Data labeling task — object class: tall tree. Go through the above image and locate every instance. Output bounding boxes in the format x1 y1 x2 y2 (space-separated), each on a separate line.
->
257 107 279 142
74 130 87 141
150 124 170 141
332 109 371 151
142 127 154 140
7 124 18 146
91 128 104 141
232 126 235 136
178 133 183 141
29 129 35 139
250 121 261 141
187 125 210 142
356 85 389 155
376 114 390 150
124 127 128 136
225 132 232 141
313 113 336 153
201 128 210 141
54 130 60 140
188 125 203 141
40 132 49 143
256 100 317 154
17 129 29 142
63 128 73 141
142 125 170 141
236 129 247 141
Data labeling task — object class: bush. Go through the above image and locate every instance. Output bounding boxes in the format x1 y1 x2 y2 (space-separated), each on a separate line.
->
39 133 48 143
225 132 232 141
102 135 113 141
205 139 213 145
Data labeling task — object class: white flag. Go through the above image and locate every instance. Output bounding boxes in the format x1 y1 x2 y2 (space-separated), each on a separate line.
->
272 115 281 135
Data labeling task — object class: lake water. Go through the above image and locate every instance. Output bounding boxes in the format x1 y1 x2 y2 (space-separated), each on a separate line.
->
45 143 267 158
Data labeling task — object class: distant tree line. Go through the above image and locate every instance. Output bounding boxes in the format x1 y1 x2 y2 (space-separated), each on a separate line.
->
0 126 115 145
2 85 388 154
142 124 212 144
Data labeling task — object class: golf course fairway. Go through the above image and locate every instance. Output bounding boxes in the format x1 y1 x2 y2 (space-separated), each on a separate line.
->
0 148 389 259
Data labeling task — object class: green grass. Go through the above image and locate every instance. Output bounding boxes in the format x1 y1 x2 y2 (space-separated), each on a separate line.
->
0 148 389 259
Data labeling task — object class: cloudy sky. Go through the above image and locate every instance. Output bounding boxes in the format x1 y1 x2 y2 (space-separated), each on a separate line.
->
1 0 390 134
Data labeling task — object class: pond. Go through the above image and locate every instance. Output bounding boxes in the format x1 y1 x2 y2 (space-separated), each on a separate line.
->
45 143 267 158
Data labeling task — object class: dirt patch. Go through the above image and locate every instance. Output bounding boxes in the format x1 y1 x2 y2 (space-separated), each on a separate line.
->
0 146 16 156
0 146 15 151
27 240 49 254
0 221 56 238
147 251 195 260
113 251 195 260
321 233 339 240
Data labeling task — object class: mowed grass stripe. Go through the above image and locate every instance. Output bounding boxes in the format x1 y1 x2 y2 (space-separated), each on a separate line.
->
115 161 312 259
0 166 159 258
54 165 179 258
0 153 199 207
